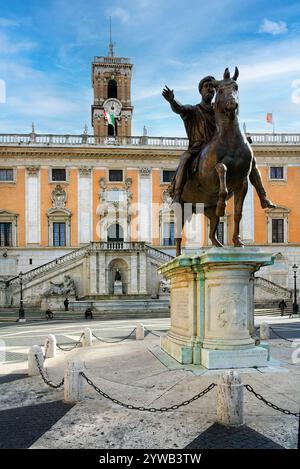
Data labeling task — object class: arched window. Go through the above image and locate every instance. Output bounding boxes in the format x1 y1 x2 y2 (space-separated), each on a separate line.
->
107 223 124 242
107 79 117 98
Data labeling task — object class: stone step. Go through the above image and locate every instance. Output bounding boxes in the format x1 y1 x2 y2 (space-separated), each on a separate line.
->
0 310 170 321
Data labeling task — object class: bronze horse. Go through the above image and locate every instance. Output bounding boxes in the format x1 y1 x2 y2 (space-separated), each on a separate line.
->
175 67 253 256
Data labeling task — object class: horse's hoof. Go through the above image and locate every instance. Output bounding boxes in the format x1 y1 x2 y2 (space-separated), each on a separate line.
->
211 238 223 248
260 198 276 209
233 238 244 247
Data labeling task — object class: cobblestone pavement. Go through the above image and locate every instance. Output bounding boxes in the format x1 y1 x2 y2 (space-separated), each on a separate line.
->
0 401 73 449
185 423 284 449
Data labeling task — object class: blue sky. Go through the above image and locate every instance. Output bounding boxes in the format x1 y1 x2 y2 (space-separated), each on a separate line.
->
0 0 300 136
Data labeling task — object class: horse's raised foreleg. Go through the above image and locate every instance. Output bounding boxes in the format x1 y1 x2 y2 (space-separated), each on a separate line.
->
215 163 228 217
233 179 248 247
204 206 222 247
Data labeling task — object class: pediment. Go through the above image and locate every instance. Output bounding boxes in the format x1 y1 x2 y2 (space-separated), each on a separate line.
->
47 207 72 216
266 205 291 214
0 209 18 218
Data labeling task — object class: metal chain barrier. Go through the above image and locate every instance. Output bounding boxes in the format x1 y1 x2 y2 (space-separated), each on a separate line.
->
244 384 299 417
92 328 136 344
144 327 163 338
56 333 84 351
269 326 294 343
80 371 216 412
34 354 64 389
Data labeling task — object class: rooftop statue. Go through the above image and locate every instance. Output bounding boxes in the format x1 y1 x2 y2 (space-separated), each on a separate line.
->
163 67 276 255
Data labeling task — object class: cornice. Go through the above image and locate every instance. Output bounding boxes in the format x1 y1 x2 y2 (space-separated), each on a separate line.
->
0 146 183 159
0 144 300 161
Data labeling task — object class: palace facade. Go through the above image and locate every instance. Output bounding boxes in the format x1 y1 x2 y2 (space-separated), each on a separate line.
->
0 46 300 309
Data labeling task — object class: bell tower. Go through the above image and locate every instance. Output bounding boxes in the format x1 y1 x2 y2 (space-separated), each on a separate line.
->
91 20 133 138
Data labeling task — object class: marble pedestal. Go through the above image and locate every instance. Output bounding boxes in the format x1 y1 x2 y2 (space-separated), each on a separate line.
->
159 247 275 369
114 281 123 295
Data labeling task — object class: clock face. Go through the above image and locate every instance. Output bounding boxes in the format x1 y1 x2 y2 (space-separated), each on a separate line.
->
103 98 122 117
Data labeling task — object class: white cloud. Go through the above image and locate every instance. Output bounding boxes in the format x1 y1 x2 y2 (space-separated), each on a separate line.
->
110 8 130 24
239 57 300 82
0 32 37 54
259 19 288 35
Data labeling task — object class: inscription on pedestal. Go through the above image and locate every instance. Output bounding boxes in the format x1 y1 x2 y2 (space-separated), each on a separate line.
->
172 288 189 319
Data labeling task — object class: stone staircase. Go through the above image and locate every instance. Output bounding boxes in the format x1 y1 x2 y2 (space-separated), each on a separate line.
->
6 242 173 291
254 276 292 300
3 242 173 314
0 298 170 321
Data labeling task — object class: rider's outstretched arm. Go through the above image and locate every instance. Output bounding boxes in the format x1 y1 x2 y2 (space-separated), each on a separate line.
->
162 86 190 117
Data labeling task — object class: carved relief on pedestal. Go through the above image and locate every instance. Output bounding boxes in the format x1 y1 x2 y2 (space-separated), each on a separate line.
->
206 283 249 334
217 291 248 330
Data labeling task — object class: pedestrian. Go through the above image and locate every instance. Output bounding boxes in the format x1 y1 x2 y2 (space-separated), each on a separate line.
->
45 308 53 320
278 299 287 317
85 307 93 320
64 298 69 311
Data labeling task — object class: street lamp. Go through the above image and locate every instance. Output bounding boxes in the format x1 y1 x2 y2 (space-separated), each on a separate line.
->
292 264 299 315
16 271 26 323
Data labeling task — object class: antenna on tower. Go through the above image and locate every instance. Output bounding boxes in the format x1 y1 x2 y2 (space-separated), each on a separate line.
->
108 16 114 57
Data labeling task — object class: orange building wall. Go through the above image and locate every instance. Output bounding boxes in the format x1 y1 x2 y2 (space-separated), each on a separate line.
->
0 168 26 246
40 169 78 247
286 168 300 243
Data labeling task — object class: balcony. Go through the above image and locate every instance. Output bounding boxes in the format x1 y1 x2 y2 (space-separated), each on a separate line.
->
0 133 299 148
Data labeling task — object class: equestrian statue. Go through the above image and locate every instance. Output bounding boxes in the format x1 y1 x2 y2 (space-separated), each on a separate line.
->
163 67 276 256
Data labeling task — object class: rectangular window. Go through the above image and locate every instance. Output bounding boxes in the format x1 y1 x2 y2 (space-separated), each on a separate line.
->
163 222 175 246
0 222 12 246
162 170 176 183
216 222 224 245
270 167 284 180
0 169 13 181
109 169 123 182
107 190 126 203
53 222 66 246
272 219 284 243
52 168 66 182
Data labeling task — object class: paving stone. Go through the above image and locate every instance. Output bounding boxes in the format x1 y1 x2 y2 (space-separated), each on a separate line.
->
0 373 27 384
0 401 74 449
185 423 285 449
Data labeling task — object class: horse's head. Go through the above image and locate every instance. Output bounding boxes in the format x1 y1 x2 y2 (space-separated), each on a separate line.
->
212 67 239 120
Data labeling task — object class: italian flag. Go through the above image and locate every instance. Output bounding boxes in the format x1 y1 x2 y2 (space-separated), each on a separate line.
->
103 111 115 127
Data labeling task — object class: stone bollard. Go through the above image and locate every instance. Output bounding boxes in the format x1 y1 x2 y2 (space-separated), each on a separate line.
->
82 328 93 347
260 322 270 340
217 370 244 427
135 323 145 340
44 334 57 359
28 345 44 377
64 360 85 403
